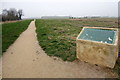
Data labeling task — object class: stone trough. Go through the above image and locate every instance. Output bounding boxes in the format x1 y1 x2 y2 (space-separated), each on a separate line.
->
76 27 119 68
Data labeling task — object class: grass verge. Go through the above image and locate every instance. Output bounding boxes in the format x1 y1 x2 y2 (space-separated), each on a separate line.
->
2 19 32 54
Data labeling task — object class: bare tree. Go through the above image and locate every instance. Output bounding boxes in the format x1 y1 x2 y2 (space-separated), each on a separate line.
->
8 8 19 20
9 8 18 16
2 9 8 21
18 9 23 20
2 9 8 16
2 8 23 21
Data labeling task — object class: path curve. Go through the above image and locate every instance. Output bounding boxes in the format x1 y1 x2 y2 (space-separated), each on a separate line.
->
2 20 118 78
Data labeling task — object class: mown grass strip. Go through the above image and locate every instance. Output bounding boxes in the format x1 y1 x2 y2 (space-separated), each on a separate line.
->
2 19 32 53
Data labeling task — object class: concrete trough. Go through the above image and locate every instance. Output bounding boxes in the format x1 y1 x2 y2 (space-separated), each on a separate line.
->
76 27 119 68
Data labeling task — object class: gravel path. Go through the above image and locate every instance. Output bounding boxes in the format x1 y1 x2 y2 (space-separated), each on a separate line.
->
2 20 118 78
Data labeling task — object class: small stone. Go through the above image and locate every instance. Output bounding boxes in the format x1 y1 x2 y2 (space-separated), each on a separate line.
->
36 51 40 55
96 69 99 71
54 58 57 60
36 51 39 53
95 64 98 66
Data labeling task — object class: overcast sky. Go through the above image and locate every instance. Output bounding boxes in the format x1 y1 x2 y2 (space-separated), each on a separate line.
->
1 0 119 18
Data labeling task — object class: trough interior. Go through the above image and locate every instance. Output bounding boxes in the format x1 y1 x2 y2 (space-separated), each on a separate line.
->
78 28 116 44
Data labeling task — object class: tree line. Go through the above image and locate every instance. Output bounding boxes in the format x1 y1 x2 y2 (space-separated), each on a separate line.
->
1 8 23 21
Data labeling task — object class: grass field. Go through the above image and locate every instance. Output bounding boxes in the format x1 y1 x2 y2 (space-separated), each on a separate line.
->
2 20 32 54
35 18 119 77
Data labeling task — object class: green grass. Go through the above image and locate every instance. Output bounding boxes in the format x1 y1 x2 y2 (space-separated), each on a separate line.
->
36 19 83 61
2 19 32 53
